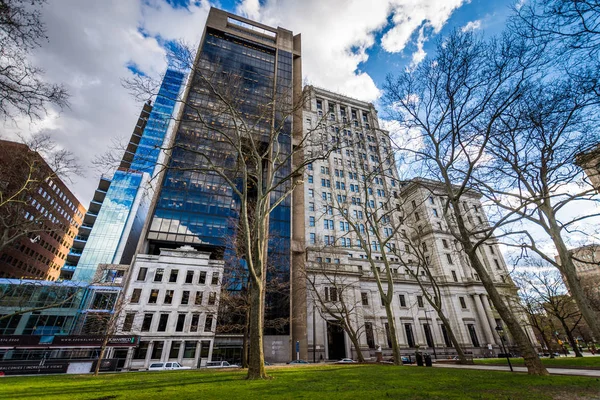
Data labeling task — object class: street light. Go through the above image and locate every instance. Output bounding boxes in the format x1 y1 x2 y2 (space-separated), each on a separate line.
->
423 308 437 360
495 325 513 372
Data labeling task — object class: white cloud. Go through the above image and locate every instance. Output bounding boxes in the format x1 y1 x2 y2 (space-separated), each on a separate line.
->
409 27 427 69
381 0 467 53
461 19 482 32
8 0 470 205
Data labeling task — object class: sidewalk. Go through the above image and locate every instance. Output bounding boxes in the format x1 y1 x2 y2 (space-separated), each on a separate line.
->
433 363 600 377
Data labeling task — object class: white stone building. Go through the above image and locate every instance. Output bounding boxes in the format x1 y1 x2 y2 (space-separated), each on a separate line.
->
301 86 535 361
117 246 223 369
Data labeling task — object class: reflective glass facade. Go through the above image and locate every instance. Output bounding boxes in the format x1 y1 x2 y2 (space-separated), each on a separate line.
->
72 69 185 282
147 27 295 332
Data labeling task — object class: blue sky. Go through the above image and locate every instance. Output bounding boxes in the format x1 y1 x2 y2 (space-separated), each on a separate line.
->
8 0 520 206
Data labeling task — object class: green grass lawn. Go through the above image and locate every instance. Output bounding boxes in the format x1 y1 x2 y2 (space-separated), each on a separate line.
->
474 356 600 368
1 364 599 400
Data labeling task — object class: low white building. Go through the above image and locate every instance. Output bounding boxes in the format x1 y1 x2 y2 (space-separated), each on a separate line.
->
118 246 223 370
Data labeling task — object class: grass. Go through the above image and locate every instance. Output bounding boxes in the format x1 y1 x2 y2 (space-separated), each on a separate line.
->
1 364 599 400
474 356 600 369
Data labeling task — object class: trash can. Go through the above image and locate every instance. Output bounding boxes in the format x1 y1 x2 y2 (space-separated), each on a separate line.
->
415 352 423 367
424 353 432 367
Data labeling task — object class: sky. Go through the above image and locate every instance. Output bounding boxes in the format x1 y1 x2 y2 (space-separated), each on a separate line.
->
5 0 519 206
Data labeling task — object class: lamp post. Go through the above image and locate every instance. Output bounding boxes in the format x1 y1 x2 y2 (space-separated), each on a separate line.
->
495 325 513 372
424 308 437 359
313 304 316 364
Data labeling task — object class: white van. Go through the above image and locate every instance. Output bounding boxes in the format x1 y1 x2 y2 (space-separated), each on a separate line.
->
148 362 191 371
204 361 240 368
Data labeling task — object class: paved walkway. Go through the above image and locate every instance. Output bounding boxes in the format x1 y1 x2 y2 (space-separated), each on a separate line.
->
433 363 600 377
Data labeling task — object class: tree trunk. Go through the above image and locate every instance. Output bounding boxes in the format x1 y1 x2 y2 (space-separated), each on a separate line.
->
94 336 109 377
559 319 583 358
247 279 267 379
448 198 548 375
437 309 471 364
242 307 249 368
344 322 365 362
383 302 401 365
550 227 600 342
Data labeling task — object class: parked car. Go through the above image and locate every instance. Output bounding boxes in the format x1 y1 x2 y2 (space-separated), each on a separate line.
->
205 361 240 368
148 362 191 371
336 358 357 363
287 359 310 365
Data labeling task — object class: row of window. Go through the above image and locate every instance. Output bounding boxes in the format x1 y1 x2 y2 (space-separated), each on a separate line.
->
124 311 214 334
136 267 220 285
130 288 217 306
133 339 210 361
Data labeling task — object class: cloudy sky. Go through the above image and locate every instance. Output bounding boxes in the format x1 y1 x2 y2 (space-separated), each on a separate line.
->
6 0 518 205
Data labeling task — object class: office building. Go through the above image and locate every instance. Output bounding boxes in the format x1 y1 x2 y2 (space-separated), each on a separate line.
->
301 87 534 360
71 69 185 282
61 102 154 280
117 246 222 369
139 8 302 361
0 140 85 281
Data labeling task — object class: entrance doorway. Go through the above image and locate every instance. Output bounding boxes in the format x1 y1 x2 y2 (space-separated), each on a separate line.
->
327 322 346 360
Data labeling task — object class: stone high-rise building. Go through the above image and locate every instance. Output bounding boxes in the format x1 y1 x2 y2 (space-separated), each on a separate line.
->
301 87 533 360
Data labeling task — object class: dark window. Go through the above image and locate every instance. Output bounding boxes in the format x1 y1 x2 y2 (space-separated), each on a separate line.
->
183 341 196 359
141 313 153 332
446 254 453 264
211 273 219 285
494 259 501 269
451 271 458 282
361 292 369 306
164 290 174 304
185 270 194 283
151 341 164 359
441 324 452 347
467 324 480 347
175 314 186 332
157 314 169 332
204 314 214 332
404 324 415 347
384 323 392 348
190 314 200 332
148 289 159 304
181 291 190 305
325 287 338 302
154 268 164 282
123 313 135 332
131 289 141 303
423 324 433 347
169 341 181 359
442 239 449 249
399 294 406 307
200 340 211 358
365 322 375 349
137 267 148 281
169 269 179 283
417 296 424 308
208 292 216 305
134 341 149 359
195 291 203 305
198 271 207 284
459 297 467 309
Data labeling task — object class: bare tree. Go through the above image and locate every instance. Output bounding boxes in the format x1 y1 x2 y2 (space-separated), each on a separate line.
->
394 221 471 363
0 133 79 253
514 266 584 357
383 30 549 375
306 248 366 362
0 0 69 121
477 76 600 341
124 42 337 379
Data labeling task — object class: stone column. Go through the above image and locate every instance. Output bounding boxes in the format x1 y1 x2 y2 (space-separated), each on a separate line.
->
480 295 501 344
471 295 494 345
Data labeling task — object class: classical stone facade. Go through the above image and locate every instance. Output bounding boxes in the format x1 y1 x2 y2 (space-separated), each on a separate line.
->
118 246 223 370
302 87 535 361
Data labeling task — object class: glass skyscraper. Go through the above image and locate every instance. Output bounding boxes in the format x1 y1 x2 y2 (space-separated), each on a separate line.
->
71 68 185 282
142 9 302 352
